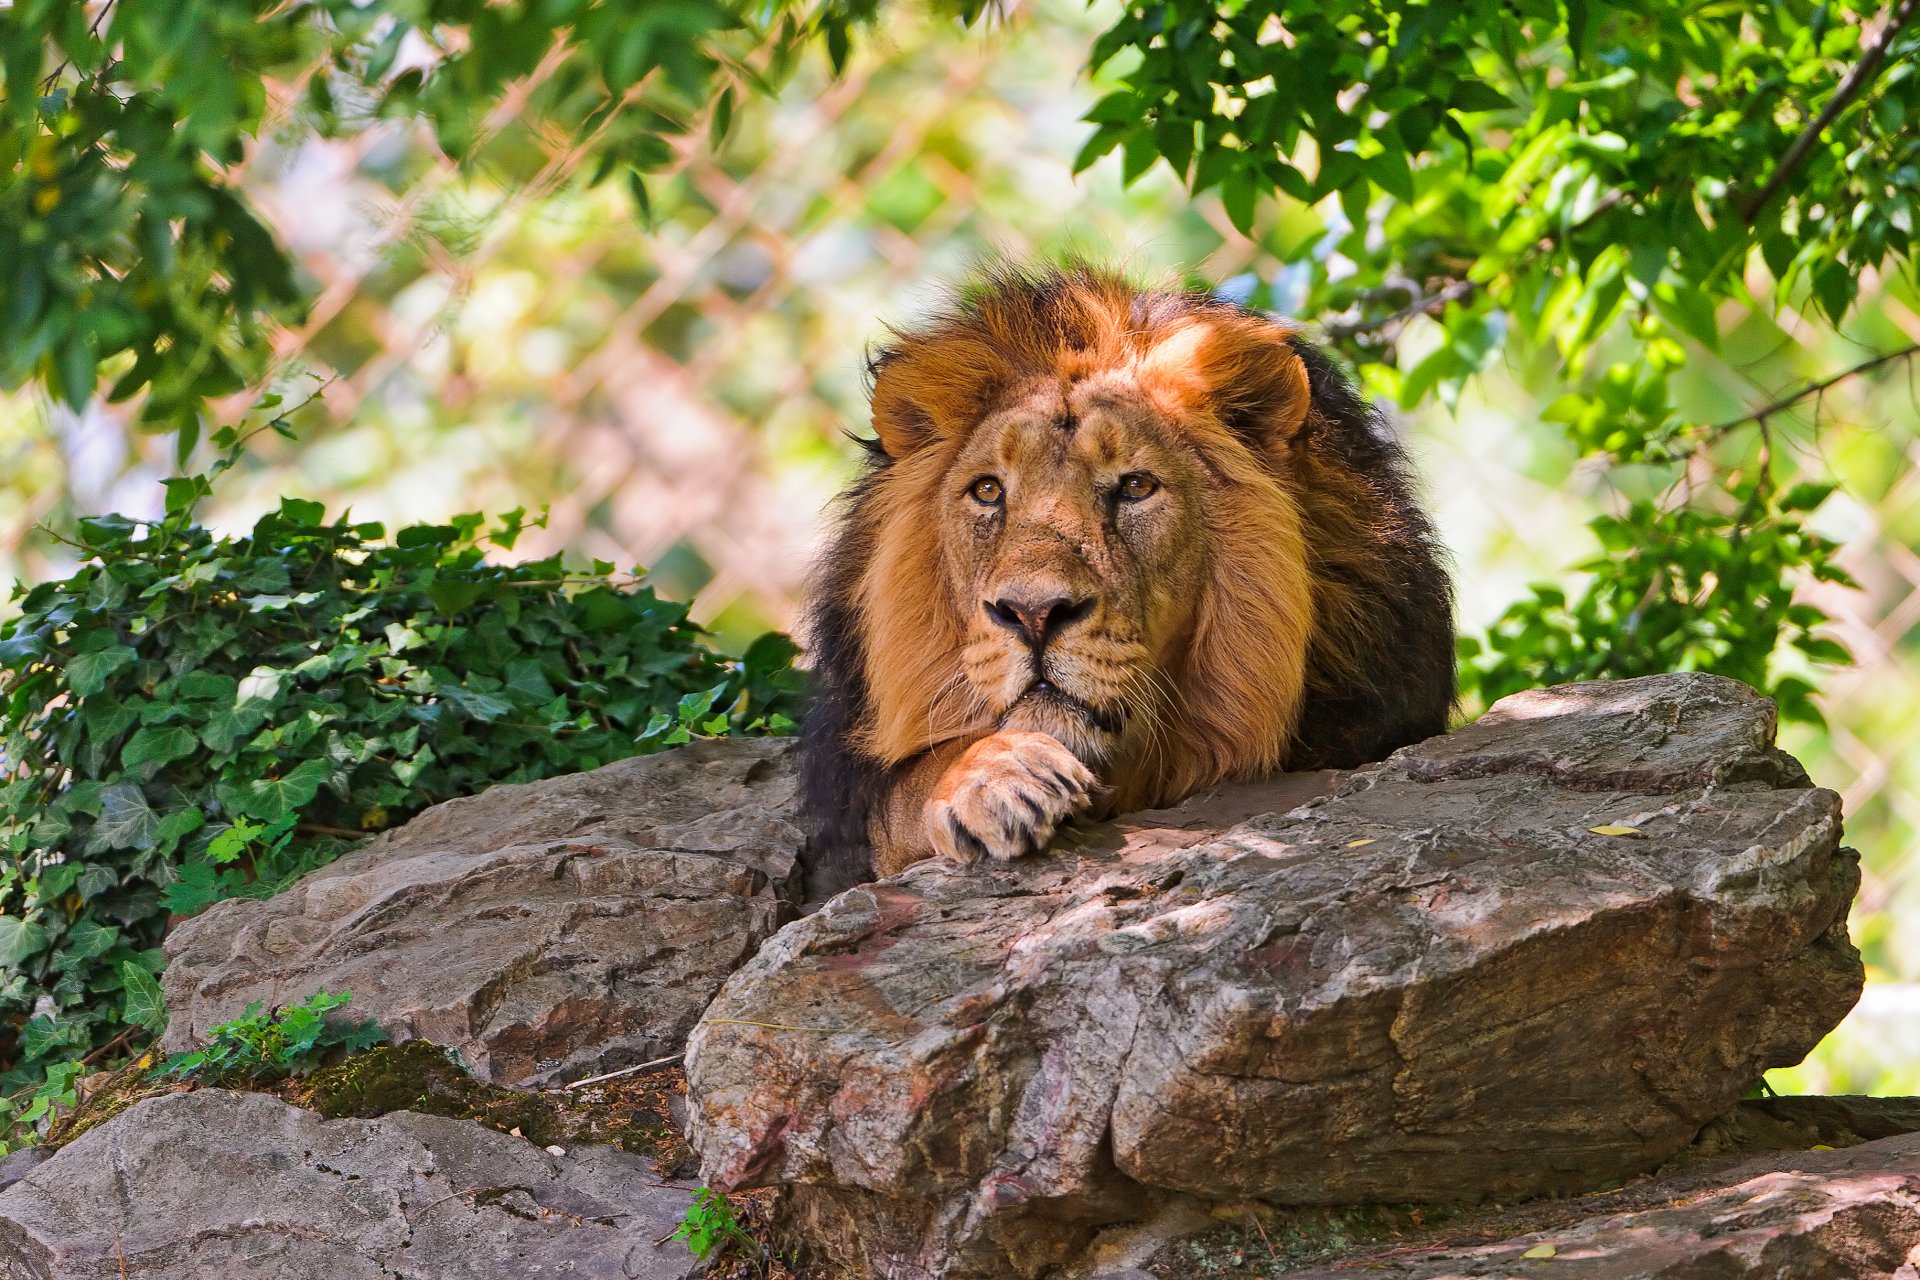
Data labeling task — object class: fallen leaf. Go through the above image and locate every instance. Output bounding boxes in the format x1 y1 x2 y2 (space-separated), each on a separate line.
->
1811 1143 1834 1150
1521 1242 1558 1259
1345 838 1378 848
1587 825 1643 837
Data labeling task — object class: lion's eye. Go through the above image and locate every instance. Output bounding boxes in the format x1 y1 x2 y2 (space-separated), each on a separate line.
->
1117 473 1160 501
968 477 1004 505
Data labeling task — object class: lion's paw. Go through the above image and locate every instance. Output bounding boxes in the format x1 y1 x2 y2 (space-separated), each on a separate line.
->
925 730 1097 864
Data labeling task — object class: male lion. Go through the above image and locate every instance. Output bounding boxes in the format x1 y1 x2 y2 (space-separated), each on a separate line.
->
798 265 1454 895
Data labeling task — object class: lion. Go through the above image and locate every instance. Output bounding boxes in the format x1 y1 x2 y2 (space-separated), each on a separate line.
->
797 264 1455 896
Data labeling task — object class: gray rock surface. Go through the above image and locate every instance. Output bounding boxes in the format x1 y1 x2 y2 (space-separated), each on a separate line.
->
687 674 1864 1279
1271 1130 1920 1279
0 1151 48 1196
164 738 800 1086
0 1090 698 1279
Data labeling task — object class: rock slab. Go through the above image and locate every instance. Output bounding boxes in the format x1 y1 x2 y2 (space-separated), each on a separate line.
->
1272 1130 1920 1279
0 1089 697 1279
164 738 800 1087
687 674 1864 1279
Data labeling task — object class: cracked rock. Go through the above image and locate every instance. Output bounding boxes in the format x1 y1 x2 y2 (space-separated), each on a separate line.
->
0 1090 698 1278
163 738 801 1087
686 674 1864 1279
1274 1130 1920 1279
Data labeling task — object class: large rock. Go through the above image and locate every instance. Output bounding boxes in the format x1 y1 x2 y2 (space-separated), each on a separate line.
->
164 738 800 1086
0 1089 698 1278
1270 1130 1920 1279
686 674 1864 1279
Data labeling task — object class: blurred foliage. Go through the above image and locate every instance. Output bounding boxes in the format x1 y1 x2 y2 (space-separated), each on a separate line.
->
0 0 989 449
1082 0 1920 717
0 416 800 1124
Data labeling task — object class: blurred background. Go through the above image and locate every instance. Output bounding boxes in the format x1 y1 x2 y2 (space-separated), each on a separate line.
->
2 0 1915 1092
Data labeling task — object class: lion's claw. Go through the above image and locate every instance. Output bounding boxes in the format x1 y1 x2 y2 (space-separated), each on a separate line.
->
925 730 1097 864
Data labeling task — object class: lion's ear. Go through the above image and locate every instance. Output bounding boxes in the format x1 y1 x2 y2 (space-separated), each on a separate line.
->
1140 319 1312 447
869 336 1011 458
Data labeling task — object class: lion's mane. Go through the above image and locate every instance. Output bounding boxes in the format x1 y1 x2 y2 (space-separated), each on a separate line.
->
798 265 1455 897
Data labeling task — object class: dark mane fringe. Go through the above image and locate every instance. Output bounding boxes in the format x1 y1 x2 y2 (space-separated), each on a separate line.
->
796 451 896 900
1286 339 1457 767
796 263 1455 897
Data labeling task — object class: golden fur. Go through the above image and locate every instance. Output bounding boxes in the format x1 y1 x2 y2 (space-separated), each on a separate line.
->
798 265 1455 886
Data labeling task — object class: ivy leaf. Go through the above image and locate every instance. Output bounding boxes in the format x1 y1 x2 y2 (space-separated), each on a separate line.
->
218 758 332 822
0 917 50 967
162 862 226 917
59 920 121 964
435 684 514 722
339 1021 388 1052
66 647 136 698
154 808 208 855
120 961 169 1036
89 782 161 852
122 726 199 772
35 863 83 900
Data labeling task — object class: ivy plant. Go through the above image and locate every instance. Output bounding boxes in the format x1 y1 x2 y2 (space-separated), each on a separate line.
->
0 477 800 1112
158 990 386 1086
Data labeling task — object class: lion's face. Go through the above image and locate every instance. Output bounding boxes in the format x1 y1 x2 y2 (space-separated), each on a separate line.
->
846 277 1322 811
940 375 1212 770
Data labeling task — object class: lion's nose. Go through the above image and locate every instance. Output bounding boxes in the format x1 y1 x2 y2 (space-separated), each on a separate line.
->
984 594 1095 648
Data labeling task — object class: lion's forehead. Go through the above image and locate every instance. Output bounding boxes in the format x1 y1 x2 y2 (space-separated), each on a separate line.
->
956 377 1184 491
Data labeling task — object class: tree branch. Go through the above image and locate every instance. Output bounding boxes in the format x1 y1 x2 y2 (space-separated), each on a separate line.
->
1710 341 1920 433
1321 278 1478 346
1739 0 1920 222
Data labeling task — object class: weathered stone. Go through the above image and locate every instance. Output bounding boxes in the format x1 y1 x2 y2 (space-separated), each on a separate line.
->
686 674 1863 1279
164 738 800 1086
0 1151 48 1196
0 1089 698 1279
1146 1094 1920 1277
1271 1131 1920 1279
1696 1094 1920 1159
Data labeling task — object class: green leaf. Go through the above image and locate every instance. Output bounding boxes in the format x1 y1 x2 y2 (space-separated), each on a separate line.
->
1221 168 1257 236
339 1021 388 1052
1779 482 1836 513
89 782 161 852
121 961 169 1036
66 646 136 698
35 863 83 901
0 917 50 967
1449 79 1515 113
60 920 120 964
122 726 198 772
162 862 227 917
218 758 331 822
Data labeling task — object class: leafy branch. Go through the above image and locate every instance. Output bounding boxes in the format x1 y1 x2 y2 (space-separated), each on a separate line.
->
1740 0 1920 221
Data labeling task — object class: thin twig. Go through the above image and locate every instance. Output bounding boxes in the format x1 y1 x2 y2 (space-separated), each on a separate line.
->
1321 278 1478 344
1708 342 1920 434
1740 0 1920 221
1248 1211 1277 1259
79 1025 137 1068
562 1053 684 1090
